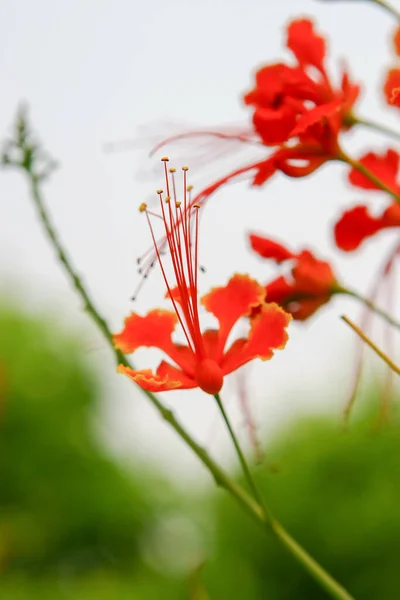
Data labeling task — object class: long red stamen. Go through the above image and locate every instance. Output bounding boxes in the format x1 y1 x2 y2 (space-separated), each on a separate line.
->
138 159 205 359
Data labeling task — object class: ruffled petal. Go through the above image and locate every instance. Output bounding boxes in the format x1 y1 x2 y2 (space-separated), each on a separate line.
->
348 149 400 192
201 274 266 354
334 204 400 251
117 362 196 392
113 310 177 354
287 19 326 72
222 304 291 375
249 235 295 263
113 310 195 373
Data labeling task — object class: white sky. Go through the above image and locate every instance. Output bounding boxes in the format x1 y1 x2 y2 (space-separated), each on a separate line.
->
1 0 400 487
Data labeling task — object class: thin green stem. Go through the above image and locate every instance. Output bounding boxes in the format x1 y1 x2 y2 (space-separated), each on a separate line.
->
17 164 357 600
338 149 400 203
370 0 400 20
334 285 400 331
214 392 271 520
214 391 356 600
347 114 400 144
26 171 263 521
342 315 400 375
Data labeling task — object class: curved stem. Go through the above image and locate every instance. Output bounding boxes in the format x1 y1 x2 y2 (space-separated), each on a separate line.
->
371 0 400 20
335 285 400 331
349 115 400 144
342 316 400 375
338 149 400 203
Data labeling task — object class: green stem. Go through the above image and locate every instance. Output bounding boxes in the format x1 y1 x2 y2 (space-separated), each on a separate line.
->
338 150 400 203
347 114 400 144
20 168 357 600
370 0 400 20
214 392 356 600
271 521 356 600
214 393 271 519
334 285 400 331
342 316 400 375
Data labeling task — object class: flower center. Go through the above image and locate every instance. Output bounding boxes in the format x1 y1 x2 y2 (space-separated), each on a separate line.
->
194 359 223 395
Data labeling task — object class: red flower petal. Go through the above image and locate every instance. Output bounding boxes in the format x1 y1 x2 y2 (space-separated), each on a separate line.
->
222 304 291 374
292 250 336 294
202 329 220 362
287 298 328 321
348 149 400 192
113 309 195 372
384 69 400 106
340 70 361 114
117 362 196 392
201 274 266 353
249 234 295 263
290 99 342 138
334 206 381 251
113 310 177 354
244 63 312 107
252 106 298 145
394 27 400 56
265 276 293 305
390 87 400 107
287 19 326 72
334 204 400 251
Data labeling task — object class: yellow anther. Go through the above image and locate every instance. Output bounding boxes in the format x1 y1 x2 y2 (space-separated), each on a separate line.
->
156 189 163 195
139 202 147 212
193 203 201 209
182 166 189 171
161 157 169 162
187 185 193 191
176 201 181 208
169 167 176 173
165 196 170 203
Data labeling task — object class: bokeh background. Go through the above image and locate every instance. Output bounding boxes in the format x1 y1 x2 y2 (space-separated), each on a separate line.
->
1 0 400 597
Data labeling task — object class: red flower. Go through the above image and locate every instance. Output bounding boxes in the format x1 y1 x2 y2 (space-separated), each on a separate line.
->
249 234 337 320
334 150 400 250
334 203 400 251
245 19 359 152
113 162 291 394
384 28 400 107
151 17 360 213
348 149 400 194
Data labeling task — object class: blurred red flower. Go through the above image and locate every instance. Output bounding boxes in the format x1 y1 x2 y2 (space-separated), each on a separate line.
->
335 150 400 251
249 234 338 320
383 27 400 108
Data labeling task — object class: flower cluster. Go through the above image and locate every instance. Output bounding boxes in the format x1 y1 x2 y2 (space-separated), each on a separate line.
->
114 13 400 413
114 161 290 394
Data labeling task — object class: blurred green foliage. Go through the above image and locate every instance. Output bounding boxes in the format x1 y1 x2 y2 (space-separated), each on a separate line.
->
205 409 400 599
0 302 187 598
1 300 400 599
